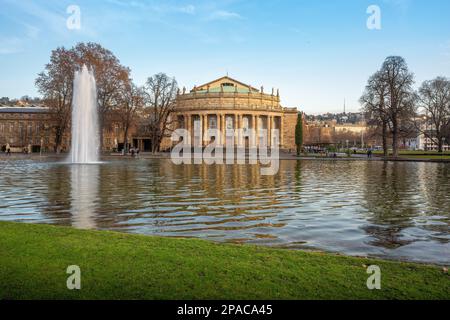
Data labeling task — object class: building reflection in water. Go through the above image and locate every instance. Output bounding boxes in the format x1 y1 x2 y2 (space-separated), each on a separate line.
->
70 164 99 229
2 158 448 264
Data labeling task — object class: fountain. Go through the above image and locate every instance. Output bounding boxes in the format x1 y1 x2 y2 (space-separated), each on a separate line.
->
70 65 99 163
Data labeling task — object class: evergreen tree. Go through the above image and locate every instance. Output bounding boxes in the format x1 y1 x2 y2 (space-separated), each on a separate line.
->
295 112 303 155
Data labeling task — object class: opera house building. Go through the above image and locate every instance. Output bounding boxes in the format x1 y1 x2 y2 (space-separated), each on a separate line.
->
164 76 298 151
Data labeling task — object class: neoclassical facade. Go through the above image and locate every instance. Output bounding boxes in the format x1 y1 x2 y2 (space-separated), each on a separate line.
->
1 77 299 153
0 104 130 153
166 76 298 150
0 105 64 153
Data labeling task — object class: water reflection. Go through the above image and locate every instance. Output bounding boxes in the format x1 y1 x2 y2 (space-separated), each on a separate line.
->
70 165 99 229
0 159 449 264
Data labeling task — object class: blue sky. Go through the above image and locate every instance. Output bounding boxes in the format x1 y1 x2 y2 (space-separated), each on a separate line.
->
0 0 449 114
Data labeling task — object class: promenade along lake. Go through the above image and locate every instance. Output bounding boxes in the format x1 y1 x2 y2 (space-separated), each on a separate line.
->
0 158 449 265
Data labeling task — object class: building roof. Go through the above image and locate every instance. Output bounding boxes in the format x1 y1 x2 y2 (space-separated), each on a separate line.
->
192 76 260 93
0 104 49 113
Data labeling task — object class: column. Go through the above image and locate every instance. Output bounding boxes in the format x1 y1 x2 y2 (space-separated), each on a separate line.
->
280 115 284 148
238 114 243 146
267 115 272 147
216 113 221 145
187 114 192 145
203 114 207 145
272 116 277 147
221 114 226 146
254 115 258 147
200 114 204 146
233 114 239 145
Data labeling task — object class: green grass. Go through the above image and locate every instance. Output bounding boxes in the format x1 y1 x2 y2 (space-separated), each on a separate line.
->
399 155 450 160
0 221 448 300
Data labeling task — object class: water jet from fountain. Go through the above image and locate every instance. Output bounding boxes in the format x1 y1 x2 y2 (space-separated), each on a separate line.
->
70 65 99 164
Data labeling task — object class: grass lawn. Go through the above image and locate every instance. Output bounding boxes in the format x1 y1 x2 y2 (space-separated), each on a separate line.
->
399 155 450 160
0 221 448 300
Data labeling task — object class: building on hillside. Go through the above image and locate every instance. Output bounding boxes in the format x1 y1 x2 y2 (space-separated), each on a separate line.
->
303 119 376 148
401 125 450 151
155 76 298 151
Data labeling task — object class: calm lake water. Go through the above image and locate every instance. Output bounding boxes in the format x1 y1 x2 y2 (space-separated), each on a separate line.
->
0 158 449 264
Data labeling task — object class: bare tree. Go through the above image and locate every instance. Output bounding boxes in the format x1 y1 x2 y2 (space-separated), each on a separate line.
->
360 71 390 157
72 42 131 150
416 77 450 152
380 56 416 157
36 42 131 153
143 73 178 153
117 82 145 153
35 47 76 153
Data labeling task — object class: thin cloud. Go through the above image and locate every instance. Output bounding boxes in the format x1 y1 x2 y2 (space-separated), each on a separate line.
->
207 10 242 21
0 37 23 55
382 0 412 12
106 0 196 15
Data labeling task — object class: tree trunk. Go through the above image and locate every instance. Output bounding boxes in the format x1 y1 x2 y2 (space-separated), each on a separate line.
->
438 136 443 153
98 114 104 154
123 126 129 153
391 115 399 158
382 121 388 158
54 128 63 154
392 129 398 158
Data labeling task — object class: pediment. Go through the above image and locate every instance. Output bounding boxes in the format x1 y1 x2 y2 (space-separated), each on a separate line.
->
193 76 259 92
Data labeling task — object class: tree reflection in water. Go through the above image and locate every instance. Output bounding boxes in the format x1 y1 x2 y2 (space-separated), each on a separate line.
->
0 159 449 264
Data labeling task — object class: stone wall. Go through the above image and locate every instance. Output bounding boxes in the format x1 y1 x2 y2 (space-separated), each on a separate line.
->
282 109 298 151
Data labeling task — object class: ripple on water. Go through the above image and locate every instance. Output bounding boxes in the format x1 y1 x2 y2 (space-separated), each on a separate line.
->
0 158 450 264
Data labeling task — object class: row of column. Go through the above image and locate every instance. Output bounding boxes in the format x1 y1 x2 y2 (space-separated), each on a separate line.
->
182 113 284 147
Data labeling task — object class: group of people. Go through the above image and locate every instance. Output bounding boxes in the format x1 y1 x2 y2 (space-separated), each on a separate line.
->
122 147 140 157
130 147 140 157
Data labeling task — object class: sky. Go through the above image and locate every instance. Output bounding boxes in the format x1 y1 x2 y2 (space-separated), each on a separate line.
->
0 0 449 114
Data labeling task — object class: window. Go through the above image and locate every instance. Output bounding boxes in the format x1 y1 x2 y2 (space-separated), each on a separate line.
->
242 117 249 132
209 116 217 129
222 83 234 87
177 115 185 128
226 116 234 129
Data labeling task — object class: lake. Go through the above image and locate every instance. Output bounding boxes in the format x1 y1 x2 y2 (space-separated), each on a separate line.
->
0 158 449 264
